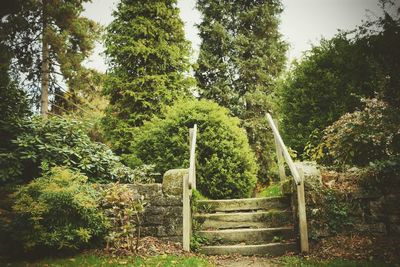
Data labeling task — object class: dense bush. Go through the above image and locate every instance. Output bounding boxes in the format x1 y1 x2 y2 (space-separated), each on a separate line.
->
10 166 109 251
359 156 400 193
278 9 400 155
127 99 258 199
0 116 154 184
312 98 400 167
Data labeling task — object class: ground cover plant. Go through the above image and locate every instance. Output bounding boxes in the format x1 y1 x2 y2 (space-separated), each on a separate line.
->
1 254 212 267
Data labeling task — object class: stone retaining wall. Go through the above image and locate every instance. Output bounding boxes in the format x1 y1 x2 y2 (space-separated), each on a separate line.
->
100 169 186 243
288 162 400 239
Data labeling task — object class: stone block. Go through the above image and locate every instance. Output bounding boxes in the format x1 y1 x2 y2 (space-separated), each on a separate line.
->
294 161 322 190
162 169 187 197
150 196 182 206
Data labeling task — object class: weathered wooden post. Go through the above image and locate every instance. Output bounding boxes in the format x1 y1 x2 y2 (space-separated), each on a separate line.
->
183 124 197 251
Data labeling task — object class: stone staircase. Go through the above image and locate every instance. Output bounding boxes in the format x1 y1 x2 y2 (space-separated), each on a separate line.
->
193 196 298 256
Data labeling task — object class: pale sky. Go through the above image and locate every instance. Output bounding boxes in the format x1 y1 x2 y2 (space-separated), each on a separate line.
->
82 0 384 72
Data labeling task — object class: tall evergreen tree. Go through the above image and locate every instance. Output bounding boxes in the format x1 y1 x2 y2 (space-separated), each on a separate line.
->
0 0 99 116
195 0 288 182
103 0 193 154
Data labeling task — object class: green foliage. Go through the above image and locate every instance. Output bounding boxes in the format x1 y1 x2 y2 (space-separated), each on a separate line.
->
307 187 351 236
278 7 400 155
195 0 288 183
190 233 209 252
195 0 287 114
0 44 31 150
324 190 351 234
257 183 282 198
0 0 100 105
0 44 31 183
0 116 154 184
312 99 400 167
359 156 400 194
10 166 109 251
128 99 258 199
102 183 145 254
57 69 109 143
102 0 193 155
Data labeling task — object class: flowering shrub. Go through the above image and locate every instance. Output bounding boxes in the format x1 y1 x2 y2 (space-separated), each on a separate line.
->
312 98 400 166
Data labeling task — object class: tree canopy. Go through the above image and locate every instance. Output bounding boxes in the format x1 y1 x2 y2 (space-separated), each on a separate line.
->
102 0 194 155
278 8 400 155
195 0 288 183
0 0 99 115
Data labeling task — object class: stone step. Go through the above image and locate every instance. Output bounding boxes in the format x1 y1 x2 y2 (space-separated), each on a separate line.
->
199 242 298 256
194 210 292 230
197 227 295 245
196 196 290 213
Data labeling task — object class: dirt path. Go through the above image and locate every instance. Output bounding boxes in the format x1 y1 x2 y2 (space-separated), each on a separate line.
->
208 256 280 267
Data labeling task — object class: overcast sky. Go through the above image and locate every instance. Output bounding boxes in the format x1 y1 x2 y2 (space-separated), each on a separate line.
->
82 0 384 72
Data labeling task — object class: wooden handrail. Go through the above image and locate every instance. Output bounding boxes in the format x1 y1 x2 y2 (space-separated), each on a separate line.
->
266 113 309 253
266 113 301 185
183 124 197 251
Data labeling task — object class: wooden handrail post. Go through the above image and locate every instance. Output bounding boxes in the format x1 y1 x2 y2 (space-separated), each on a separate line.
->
183 124 197 252
297 167 309 253
266 113 309 253
182 172 191 251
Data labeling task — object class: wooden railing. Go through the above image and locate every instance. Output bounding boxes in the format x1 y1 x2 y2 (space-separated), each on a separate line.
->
266 113 309 253
183 124 197 251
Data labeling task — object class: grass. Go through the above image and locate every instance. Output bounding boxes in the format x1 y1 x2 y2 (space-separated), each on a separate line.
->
256 183 282 197
276 256 395 267
2 254 212 267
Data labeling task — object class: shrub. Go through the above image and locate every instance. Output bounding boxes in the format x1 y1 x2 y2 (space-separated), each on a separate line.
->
101 183 145 254
10 166 109 251
358 156 400 194
312 98 400 167
127 99 258 199
0 116 154 184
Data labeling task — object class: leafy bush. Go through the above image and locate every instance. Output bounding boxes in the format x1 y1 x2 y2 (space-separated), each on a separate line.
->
278 9 400 155
0 116 154 184
358 156 400 194
306 185 351 238
312 98 400 167
127 99 258 199
10 166 109 251
101 183 145 254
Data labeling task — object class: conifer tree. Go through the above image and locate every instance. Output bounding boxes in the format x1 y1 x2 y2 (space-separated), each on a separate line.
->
0 0 99 116
195 0 288 182
103 0 193 154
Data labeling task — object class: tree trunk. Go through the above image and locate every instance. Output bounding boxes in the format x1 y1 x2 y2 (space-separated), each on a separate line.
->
40 0 49 117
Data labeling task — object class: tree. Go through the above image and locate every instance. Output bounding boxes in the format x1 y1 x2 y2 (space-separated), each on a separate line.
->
0 0 99 116
278 5 400 155
0 44 31 151
195 0 288 183
102 0 193 155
